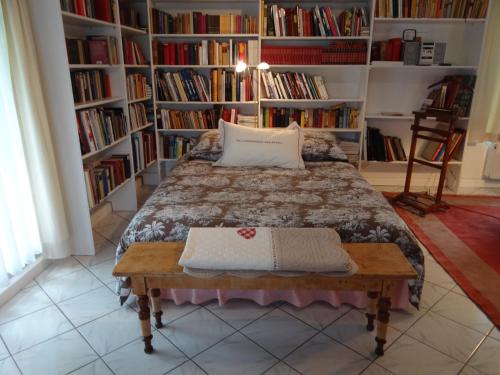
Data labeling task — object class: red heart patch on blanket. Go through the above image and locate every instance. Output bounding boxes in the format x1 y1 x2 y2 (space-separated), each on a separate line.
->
237 227 256 240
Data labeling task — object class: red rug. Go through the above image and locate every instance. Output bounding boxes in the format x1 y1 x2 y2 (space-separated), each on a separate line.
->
387 194 500 327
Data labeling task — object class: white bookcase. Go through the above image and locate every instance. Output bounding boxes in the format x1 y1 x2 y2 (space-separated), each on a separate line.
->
26 0 488 253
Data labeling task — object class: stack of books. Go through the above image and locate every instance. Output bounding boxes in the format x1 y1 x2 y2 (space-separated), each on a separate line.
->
61 0 116 22
84 154 131 208
423 75 476 117
119 7 145 29
151 9 258 34
152 40 259 66
261 105 359 128
123 38 147 65
261 41 367 65
261 71 328 100
160 135 192 159
76 108 127 155
367 127 407 162
263 4 369 37
126 74 150 101
129 103 149 131
338 138 360 165
132 131 156 173
237 114 258 127
375 0 488 18
71 70 112 104
371 39 403 63
421 127 465 162
157 108 221 129
66 36 119 65
155 69 257 102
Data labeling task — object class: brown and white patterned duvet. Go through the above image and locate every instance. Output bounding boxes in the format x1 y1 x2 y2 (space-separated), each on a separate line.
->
117 159 424 306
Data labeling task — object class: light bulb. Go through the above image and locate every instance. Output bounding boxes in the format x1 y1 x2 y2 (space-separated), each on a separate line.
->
257 62 270 70
235 61 247 73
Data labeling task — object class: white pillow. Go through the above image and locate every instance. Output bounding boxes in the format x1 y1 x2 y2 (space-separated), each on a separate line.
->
214 119 305 169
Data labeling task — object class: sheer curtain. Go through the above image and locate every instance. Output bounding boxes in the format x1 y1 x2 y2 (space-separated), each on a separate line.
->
0 0 71 286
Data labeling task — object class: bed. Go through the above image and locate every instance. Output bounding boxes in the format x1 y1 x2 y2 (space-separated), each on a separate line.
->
116 152 424 309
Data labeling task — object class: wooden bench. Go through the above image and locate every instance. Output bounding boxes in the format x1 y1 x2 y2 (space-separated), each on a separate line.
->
112 242 417 356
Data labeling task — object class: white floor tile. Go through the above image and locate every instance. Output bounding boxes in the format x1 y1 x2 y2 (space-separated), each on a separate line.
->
205 299 274 329
431 292 494 334
388 305 428 332
280 302 351 330
68 359 113 375
35 257 84 284
376 334 463 375
75 243 116 268
39 268 103 303
58 287 121 326
159 308 234 357
0 357 21 375
13 330 98 375
93 214 130 245
0 339 9 360
425 262 457 290
323 309 401 359
88 259 116 284
459 365 482 375
452 285 467 297
420 282 449 310
167 360 205 375
406 312 485 362
360 363 393 375
78 306 144 356
489 328 500 341
0 305 73 354
241 309 317 359
284 333 370 375
263 362 300 375
103 334 186 375
0 285 52 326
194 332 277 375
467 337 500 374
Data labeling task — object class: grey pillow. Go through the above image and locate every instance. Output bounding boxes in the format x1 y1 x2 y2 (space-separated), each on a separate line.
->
188 129 348 162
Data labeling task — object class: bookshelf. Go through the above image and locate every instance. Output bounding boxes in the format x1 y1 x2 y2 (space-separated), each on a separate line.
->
26 0 489 253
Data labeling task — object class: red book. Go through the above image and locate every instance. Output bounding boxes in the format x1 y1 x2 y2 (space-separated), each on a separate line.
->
389 38 402 61
94 0 112 22
325 7 337 36
169 44 175 65
162 43 169 65
104 73 112 97
88 40 109 64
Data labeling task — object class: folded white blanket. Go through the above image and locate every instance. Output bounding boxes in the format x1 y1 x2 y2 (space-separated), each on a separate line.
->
179 227 357 275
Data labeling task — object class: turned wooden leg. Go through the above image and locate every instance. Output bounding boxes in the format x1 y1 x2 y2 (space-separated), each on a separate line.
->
365 291 378 331
150 288 164 329
375 295 391 356
138 295 154 354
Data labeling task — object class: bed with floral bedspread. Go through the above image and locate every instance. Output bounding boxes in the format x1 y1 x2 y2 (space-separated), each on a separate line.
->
116 158 424 307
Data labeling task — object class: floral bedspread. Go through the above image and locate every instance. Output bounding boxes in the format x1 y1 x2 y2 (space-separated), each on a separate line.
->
117 159 424 306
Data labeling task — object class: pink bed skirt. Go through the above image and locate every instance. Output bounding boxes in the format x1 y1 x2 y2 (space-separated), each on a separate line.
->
160 279 409 309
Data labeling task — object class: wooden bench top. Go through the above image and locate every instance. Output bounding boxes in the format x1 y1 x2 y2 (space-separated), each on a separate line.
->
113 242 417 281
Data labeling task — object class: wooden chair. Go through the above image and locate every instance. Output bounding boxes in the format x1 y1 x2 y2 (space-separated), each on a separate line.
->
392 108 458 215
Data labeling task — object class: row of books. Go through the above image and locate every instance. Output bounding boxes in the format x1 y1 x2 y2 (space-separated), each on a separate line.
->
66 36 119 65
61 0 115 23
123 38 147 65
261 71 328 100
264 4 369 37
76 108 127 155
261 42 367 65
151 9 258 35
421 127 465 161
160 135 192 160
367 127 407 162
132 131 156 173
423 75 475 117
261 105 359 129
71 70 111 104
375 0 488 18
157 109 221 130
371 39 403 62
126 74 151 101
119 7 145 30
129 103 150 131
155 69 257 102
152 40 259 66
84 155 131 209
236 114 258 128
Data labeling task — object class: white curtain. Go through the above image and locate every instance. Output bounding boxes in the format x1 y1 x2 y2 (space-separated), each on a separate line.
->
469 1 500 142
0 0 71 285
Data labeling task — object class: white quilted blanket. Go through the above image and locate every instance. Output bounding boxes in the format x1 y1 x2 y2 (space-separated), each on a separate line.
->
179 227 357 275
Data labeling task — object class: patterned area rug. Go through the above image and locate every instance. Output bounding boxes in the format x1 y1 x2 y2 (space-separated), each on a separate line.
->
387 194 500 328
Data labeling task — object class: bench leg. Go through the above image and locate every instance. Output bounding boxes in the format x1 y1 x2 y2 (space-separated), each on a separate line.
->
150 288 164 329
365 291 378 331
375 295 391 356
138 295 154 354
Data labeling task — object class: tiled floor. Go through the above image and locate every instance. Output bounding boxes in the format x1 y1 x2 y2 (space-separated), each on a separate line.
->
1 212 499 374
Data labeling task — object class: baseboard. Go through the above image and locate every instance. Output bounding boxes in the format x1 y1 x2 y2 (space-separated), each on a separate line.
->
459 178 500 188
